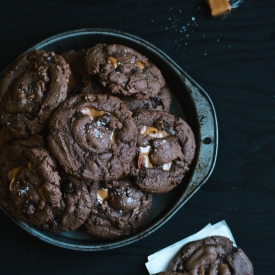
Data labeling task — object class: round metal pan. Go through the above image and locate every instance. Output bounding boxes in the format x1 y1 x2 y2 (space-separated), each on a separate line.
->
0 29 218 251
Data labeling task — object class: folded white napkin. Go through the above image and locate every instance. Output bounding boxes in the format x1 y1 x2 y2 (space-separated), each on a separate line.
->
145 221 236 275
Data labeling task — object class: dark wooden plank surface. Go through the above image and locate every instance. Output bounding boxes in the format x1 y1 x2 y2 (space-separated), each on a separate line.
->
0 0 274 274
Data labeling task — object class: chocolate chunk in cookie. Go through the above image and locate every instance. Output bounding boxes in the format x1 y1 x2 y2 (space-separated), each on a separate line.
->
169 236 254 275
0 50 70 138
84 179 152 239
121 85 172 113
42 174 92 231
131 110 196 193
84 44 165 99
48 93 138 181
0 136 92 231
0 135 62 226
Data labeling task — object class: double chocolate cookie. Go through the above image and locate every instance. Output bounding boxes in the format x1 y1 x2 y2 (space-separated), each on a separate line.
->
0 135 61 226
167 236 254 275
0 135 92 231
0 50 70 138
131 110 196 193
84 44 165 99
62 45 171 113
48 93 138 181
84 179 152 239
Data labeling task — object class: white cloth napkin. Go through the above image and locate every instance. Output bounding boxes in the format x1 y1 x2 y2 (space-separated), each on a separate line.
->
145 221 236 275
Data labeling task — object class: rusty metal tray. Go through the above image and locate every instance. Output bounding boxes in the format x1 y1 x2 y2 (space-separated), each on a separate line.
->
0 29 218 251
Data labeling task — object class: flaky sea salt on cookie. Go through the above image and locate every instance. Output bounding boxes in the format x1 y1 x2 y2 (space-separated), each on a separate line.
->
84 44 165 99
130 110 196 193
48 93 138 181
0 135 92 231
84 178 152 240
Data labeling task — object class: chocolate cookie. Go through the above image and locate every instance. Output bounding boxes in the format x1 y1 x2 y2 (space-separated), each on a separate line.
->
0 136 92 231
120 85 172 113
0 135 62 226
0 50 70 138
131 110 196 193
169 236 254 275
84 44 165 99
84 179 152 239
48 93 138 181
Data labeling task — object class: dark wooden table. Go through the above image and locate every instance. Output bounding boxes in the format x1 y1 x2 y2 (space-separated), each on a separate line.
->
0 1 274 274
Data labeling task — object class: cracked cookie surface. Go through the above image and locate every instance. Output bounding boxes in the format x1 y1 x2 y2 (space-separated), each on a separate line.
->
0 135 61 226
0 50 70 138
41 173 92 231
84 179 152 239
48 93 138 181
169 236 254 275
0 135 92 231
131 110 196 193
84 44 165 99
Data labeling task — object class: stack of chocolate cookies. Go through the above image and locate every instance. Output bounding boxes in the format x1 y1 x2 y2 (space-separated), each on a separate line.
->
0 44 196 239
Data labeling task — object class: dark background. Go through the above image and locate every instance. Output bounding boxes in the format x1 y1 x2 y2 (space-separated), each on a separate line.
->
0 0 274 274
